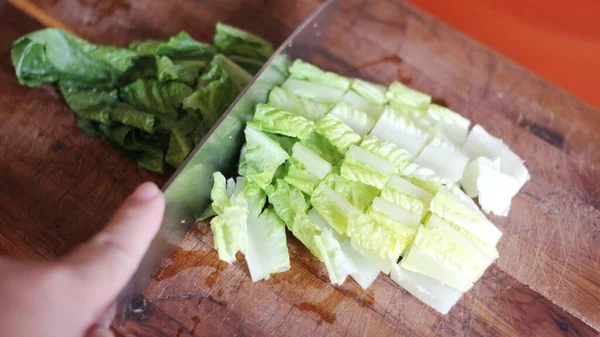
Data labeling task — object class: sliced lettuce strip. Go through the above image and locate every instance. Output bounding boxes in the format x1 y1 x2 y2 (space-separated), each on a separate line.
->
414 137 470 182
282 78 345 104
386 81 431 109
350 78 388 106
343 90 384 119
340 145 397 189
289 59 351 90
426 104 471 146
249 103 314 140
239 125 289 189
267 86 330 121
369 106 432 157
245 207 290 282
329 102 375 136
314 114 362 154
321 174 379 212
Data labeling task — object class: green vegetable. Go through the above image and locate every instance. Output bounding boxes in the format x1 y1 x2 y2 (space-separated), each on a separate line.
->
369 106 432 158
266 179 308 227
314 114 362 154
210 185 248 263
245 207 290 282
12 28 140 88
120 79 193 116
350 79 387 106
248 103 314 140
267 86 331 121
339 145 397 189
281 78 345 104
322 174 379 212
301 132 344 166
239 125 289 189
310 181 366 235
386 81 431 109
329 102 375 136
289 59 351 90
283 143 332 195
214 23 274 73
359 136 411 169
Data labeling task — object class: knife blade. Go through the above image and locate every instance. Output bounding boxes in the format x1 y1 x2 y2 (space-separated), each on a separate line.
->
116 0 339 323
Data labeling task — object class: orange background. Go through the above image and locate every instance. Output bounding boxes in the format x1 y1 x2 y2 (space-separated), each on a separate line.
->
408 0 600 109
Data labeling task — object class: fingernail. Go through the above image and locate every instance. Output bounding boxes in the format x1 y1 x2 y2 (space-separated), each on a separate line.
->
133 182 161 201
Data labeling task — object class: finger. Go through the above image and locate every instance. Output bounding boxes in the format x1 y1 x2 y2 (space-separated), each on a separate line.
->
62 182 165 308
86 326 115 337
96 302 117 328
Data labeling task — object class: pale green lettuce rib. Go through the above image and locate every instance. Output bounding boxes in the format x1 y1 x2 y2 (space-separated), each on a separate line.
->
314 114 362 154
249 103 314 140
267 86 331 121
289 59 351 90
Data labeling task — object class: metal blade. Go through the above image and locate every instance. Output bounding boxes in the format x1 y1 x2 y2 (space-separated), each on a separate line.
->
116 0 339 323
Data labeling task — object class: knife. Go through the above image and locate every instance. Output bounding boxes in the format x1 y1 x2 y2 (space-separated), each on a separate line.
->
116 0 339 323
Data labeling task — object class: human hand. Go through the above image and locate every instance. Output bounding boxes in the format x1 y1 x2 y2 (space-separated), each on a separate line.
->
0 182 165 337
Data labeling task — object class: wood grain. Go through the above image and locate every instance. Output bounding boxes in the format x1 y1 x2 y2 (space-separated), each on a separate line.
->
1 0 599 336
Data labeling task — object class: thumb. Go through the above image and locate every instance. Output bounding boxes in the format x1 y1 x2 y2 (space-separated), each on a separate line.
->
62 182 165 311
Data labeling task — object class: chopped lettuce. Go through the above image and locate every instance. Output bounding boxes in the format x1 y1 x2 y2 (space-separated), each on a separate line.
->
429 187 502 248
311 182 366 235
301 132 345 165
385 81 431 109
461 157 519 216
283 143 332 195
380 175 432 217
289 59 351 90
239 125 289 189
281 78 345 104
426 104 471 146
359 136 411 169
347 213 404 267
350 78 388 106
314 114 362 153
314 229 356 285
461 125 530 191
267 86 331 121
244 179 267 218
284 161 322 195
266 179 308 227
414 137 470 182
370 197 421 228
340 145 397 189
369 106 432 157
249 103 314 139
210 184 248 263
342 90 384 119
341 240 381 289
245 207 290 282
290 211 324 260
322 174 379 212
329 102 376 136
390 263 463 315
213 23 274 67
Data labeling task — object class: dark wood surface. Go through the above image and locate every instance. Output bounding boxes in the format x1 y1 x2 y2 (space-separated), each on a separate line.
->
1 0 599 336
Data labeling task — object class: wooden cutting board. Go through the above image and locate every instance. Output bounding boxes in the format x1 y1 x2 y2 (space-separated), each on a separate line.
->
1 0 599 336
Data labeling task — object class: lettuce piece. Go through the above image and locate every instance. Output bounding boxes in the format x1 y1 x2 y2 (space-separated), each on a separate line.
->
291 143 332 179
183 62 242 128
426 104 471 146
267 86 331 121
347 213 404 267
314 114 362 153
462 125 530 192
239 125 289 189
390 263 463 315
340 145 396 189
350 78 388 106
342 90 384 119
249 103 314 140
210 189 248 263
380 175 432 217
329 102 376 136
350 240 394 274
429 187 502 248
370 197 421 228
341 240 381 289
284 162 322 195
244 179 267 218
359 136 411 169
399 161 452 195
311 182 365 235
282 78 345 104
289 59 351 90
425 213 498 262
369 106 432 157
322 174 379 212
120 78 194 116
214 23 274 64
266 179 309 228
314 229 356 285
461 157 519 216
290 211 323 260
414 137 470 182
386 81 431 109
12 28 140 88
309 208 380 288
284 142 332 194
245 207 290 282
153 31 217 60
301 132 345 166
210 54 254 91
